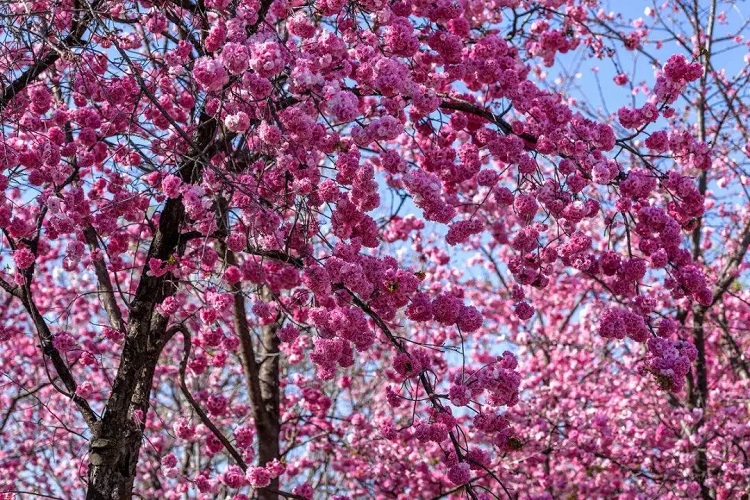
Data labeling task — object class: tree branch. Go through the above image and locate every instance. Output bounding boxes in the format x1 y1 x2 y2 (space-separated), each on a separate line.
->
84 226 126 333
0 0 104 111
173 324 247 470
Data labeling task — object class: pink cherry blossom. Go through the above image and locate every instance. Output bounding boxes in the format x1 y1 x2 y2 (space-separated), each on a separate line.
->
1 1 747 499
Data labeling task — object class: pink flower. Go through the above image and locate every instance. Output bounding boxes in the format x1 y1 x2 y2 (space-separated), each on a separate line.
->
246 466 271 488
457 305 483 332
393 352 422 378
75 381 94 397
326 90 359 122
368 116 403 140
193 56 229 92
160 453 177 468
449 384 471 406
206 394 228 415
384 17 419 56
614 73 629 85
302 265 332 297
174 418 195 440
28 84 52 114
277 324 299 343
195 474 215 493
233 425 254 448
222 465 247 488
514 301 534 320
205 434 224 454
224 112 250 132
446 219 483 246
513 193 538 222
431 293 462 325
406 292 433 321
52 333 76 351
292 483 314 500
13 248 35 269
447 462 471 485
249 41 286 78
476 169 498 186
288 12 316 38
227 231 245 252
158 296 179 316
204 22 226 52
224 265 242 284
220 42 249 74
265 459 286 478
161 174 182 199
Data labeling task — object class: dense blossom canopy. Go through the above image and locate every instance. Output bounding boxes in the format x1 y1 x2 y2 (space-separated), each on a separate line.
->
0 0 748 498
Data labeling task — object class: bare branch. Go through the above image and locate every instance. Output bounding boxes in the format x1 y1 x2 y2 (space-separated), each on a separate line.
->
83 226 126 333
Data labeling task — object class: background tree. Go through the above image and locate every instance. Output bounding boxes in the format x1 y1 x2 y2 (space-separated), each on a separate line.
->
0 0 747 499
494 1 750 498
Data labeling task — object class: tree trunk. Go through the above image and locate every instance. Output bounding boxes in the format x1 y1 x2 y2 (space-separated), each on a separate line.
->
86 347 162 499
84 172 195 498
223 218 283 500
257 317 281 500
233 287 282 500
689 307 711 500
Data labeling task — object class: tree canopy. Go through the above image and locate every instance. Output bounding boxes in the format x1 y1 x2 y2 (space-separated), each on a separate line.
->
0 0 748 498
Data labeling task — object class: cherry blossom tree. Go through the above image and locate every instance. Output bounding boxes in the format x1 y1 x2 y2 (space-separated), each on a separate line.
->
0 0 747 498
492 1 750 498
